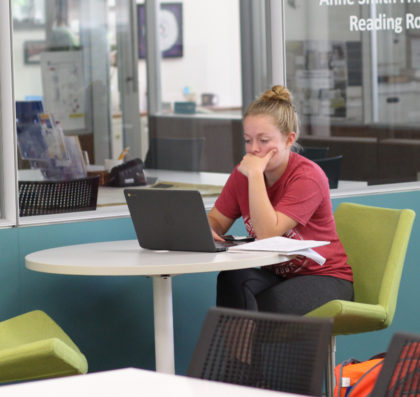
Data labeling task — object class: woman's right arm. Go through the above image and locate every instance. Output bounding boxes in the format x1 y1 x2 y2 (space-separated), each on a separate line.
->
207 207 234 241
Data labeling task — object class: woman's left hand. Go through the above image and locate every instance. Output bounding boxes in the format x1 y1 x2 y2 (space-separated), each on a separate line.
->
238 149 276 177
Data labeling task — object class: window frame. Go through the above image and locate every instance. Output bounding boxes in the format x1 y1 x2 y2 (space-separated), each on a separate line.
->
0 0 18 227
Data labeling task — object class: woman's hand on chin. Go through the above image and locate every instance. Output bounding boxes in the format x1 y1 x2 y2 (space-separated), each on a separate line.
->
238 149 276 177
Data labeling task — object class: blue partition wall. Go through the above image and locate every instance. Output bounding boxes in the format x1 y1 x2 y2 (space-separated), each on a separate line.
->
0 190 419 377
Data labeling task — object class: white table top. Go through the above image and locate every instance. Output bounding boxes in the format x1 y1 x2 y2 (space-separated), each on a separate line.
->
25 239 287 276
0 368 298 397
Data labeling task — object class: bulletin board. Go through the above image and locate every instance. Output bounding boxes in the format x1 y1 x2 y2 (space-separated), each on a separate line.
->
40 50 86 132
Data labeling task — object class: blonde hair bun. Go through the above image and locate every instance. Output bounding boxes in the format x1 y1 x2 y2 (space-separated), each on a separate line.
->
260 85 292 104
244 84 298 138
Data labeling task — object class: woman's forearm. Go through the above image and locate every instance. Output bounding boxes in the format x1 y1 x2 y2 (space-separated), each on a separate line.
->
207 207 233 236
248 172 296 239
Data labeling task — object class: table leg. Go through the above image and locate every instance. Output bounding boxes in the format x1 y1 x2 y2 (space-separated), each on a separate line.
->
152 275 175 374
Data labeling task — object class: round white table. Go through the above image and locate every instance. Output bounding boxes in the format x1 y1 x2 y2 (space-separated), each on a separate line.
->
25 240 285 374
0 367 293 397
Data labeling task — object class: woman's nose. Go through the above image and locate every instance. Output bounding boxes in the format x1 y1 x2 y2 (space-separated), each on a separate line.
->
250 141 260 153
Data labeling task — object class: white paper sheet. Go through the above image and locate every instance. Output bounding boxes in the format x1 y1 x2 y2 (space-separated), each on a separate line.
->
228 236 330 265
228 236 329 253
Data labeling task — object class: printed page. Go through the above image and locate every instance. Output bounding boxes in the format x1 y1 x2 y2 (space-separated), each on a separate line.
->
228 236 329 253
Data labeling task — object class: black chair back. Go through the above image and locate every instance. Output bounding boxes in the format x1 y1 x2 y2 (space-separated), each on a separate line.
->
18 176 99 216
187 307 332 396
300 146 330 160
313 155 343 189
370 332 420 397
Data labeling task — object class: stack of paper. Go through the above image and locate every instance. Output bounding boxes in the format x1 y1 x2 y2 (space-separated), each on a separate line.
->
228 236 330 265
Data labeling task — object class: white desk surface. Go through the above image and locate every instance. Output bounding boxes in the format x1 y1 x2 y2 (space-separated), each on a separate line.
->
0 368 300 397
97 169 229 209
25 239 287 276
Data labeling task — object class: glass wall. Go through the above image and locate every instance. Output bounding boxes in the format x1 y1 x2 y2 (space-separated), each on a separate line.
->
10 0 244 219
12 0 243 217
9 0 420 221
146 0 244 174
284 1 420 185
12 0 145 218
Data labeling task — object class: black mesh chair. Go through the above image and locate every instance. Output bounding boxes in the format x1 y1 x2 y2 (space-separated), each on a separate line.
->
370 332 420 397
145 137 205 171
313 155 343 189
187 307 333 396
18 176 100 216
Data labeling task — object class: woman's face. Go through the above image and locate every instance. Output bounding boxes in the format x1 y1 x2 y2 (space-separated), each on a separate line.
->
243 114 295 172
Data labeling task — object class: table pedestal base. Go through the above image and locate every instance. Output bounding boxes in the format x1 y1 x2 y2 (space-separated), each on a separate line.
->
152 276 175 374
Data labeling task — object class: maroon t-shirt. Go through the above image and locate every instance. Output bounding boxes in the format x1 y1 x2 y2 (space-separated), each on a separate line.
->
215 152 353 282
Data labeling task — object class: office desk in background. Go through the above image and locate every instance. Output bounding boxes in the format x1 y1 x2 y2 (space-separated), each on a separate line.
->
25 240 285 374
0 367 300 397
96 168 229 209
96 169 368 207
19 168 369 211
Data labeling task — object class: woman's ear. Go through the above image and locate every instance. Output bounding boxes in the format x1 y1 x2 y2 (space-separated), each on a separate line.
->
286 132 296 149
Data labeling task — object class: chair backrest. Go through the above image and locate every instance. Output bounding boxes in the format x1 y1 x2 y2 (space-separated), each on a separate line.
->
145 137 205 171
187 307 333 396
18 176 100 216
334 203 415 328
370 331 420 397
301 146 330 160
313 155 343 189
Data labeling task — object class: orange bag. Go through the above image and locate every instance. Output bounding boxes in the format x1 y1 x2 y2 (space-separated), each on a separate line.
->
334 353 385 397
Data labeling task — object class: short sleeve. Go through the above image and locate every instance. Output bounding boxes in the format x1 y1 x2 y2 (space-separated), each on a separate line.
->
214 169 243 220
274 177 325 226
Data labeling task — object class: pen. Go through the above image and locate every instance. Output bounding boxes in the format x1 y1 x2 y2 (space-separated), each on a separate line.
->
118 147 130 160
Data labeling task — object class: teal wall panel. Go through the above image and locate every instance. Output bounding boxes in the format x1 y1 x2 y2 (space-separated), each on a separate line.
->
15 218 156 373
0 227 20 319
0 190 419 379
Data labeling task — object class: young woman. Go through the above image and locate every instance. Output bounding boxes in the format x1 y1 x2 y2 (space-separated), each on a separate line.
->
208 85 353 315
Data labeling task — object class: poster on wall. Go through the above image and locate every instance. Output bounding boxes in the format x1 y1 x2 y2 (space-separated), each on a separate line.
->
40 50 86 131
287 40 348 118
137 3 183 58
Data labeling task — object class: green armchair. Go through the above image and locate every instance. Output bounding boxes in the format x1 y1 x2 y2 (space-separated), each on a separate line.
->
306 203 415 397
0 310 88 383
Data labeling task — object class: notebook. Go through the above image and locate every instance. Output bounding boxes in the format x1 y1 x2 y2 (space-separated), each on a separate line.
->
124 189 240 252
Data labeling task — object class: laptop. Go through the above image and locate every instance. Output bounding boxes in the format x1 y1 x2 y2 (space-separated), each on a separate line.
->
124 189 241 252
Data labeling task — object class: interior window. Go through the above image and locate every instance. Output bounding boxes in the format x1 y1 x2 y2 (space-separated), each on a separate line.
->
145 0 243 174
12 0 143 217
284 1 420 185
